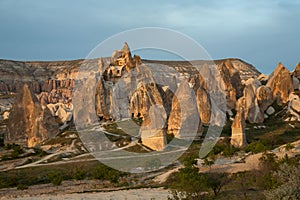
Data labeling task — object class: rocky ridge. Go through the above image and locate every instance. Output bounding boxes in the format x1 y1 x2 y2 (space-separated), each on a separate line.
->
0 43 299 150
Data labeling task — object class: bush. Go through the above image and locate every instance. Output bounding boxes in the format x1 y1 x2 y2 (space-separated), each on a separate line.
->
259 152 279 172
222 145 239 158
212 143 226 155
93 165 120 183
17 183 28 190
284 143 295 151
245 140 269 154
182 155 198 167
279 154 298 166
93 165 107 180
1 154 11 161
48 172 63 186
73 168 86 180
1 144 25 160
168 166 208 199
264 164 300 200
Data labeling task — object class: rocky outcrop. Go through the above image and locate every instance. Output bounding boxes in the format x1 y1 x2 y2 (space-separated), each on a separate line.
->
257 73 269 85
218 60 243 109
243 78 264 123
167 81 200 139
293 62 300 79
266 63 294 104
189 74 211 125
140 105 167 151
195 86 211 125
231 97 247 148
292 77 299 90
287 93 300 121
47 103 73 124
256 85 274 112
5 84 59 147
0 43 266 150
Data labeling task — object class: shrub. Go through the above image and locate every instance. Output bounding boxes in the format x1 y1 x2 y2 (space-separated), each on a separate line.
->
48 172 63 186
182 155 198 167
284 143 295 151
168 165 208 199
73 168 86 180
92 165 107 180
259 152 279 172
279 154 298 166
245 140 268 154
222 145 239 158
93 165 120 183
264 164 300 200
17 183 28 190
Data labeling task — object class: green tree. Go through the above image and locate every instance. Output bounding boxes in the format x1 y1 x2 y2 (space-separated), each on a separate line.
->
205 173 229 197
168 166 208 199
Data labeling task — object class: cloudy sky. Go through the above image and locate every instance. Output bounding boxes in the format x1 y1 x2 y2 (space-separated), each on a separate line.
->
0 0 299 73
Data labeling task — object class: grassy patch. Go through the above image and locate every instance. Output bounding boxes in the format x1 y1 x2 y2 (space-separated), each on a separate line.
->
0 160 128 189
103 123 128 136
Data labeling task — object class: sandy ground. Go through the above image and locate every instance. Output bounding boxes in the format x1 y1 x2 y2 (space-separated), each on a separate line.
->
199 139 300 173
4 188 170 200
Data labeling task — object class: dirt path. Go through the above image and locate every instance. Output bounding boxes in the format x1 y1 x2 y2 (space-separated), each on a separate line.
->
0 180 170 200
12 188 170 200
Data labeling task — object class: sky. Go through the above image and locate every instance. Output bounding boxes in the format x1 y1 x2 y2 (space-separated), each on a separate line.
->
0 0 299 74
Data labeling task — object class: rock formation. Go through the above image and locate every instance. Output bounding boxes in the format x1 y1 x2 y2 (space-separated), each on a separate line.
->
287 93 300 121
140 105 167 151
293 62 300 79
167 80 200 139
5 84 59 147
231 97 247 147
218 60 243 109
3 42 299 152
243 78 264 123
256 86 274 112
266 63 294 104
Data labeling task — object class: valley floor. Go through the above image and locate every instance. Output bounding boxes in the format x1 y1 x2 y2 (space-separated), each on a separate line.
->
0 186 170 200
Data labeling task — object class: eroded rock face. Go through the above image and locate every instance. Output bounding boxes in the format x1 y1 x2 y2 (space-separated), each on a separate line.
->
287 93 300 121
292 77 299 90
266 63 294 104
256 86 274 112
5 84 59 147
0 43 265 149
196 87 211 125
243 78 264 123
231 97 247 148
218 60 243 109
47 103 73 124
257 73 269 84
167 81 200 139
140 105 167 151
293 62 300 79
